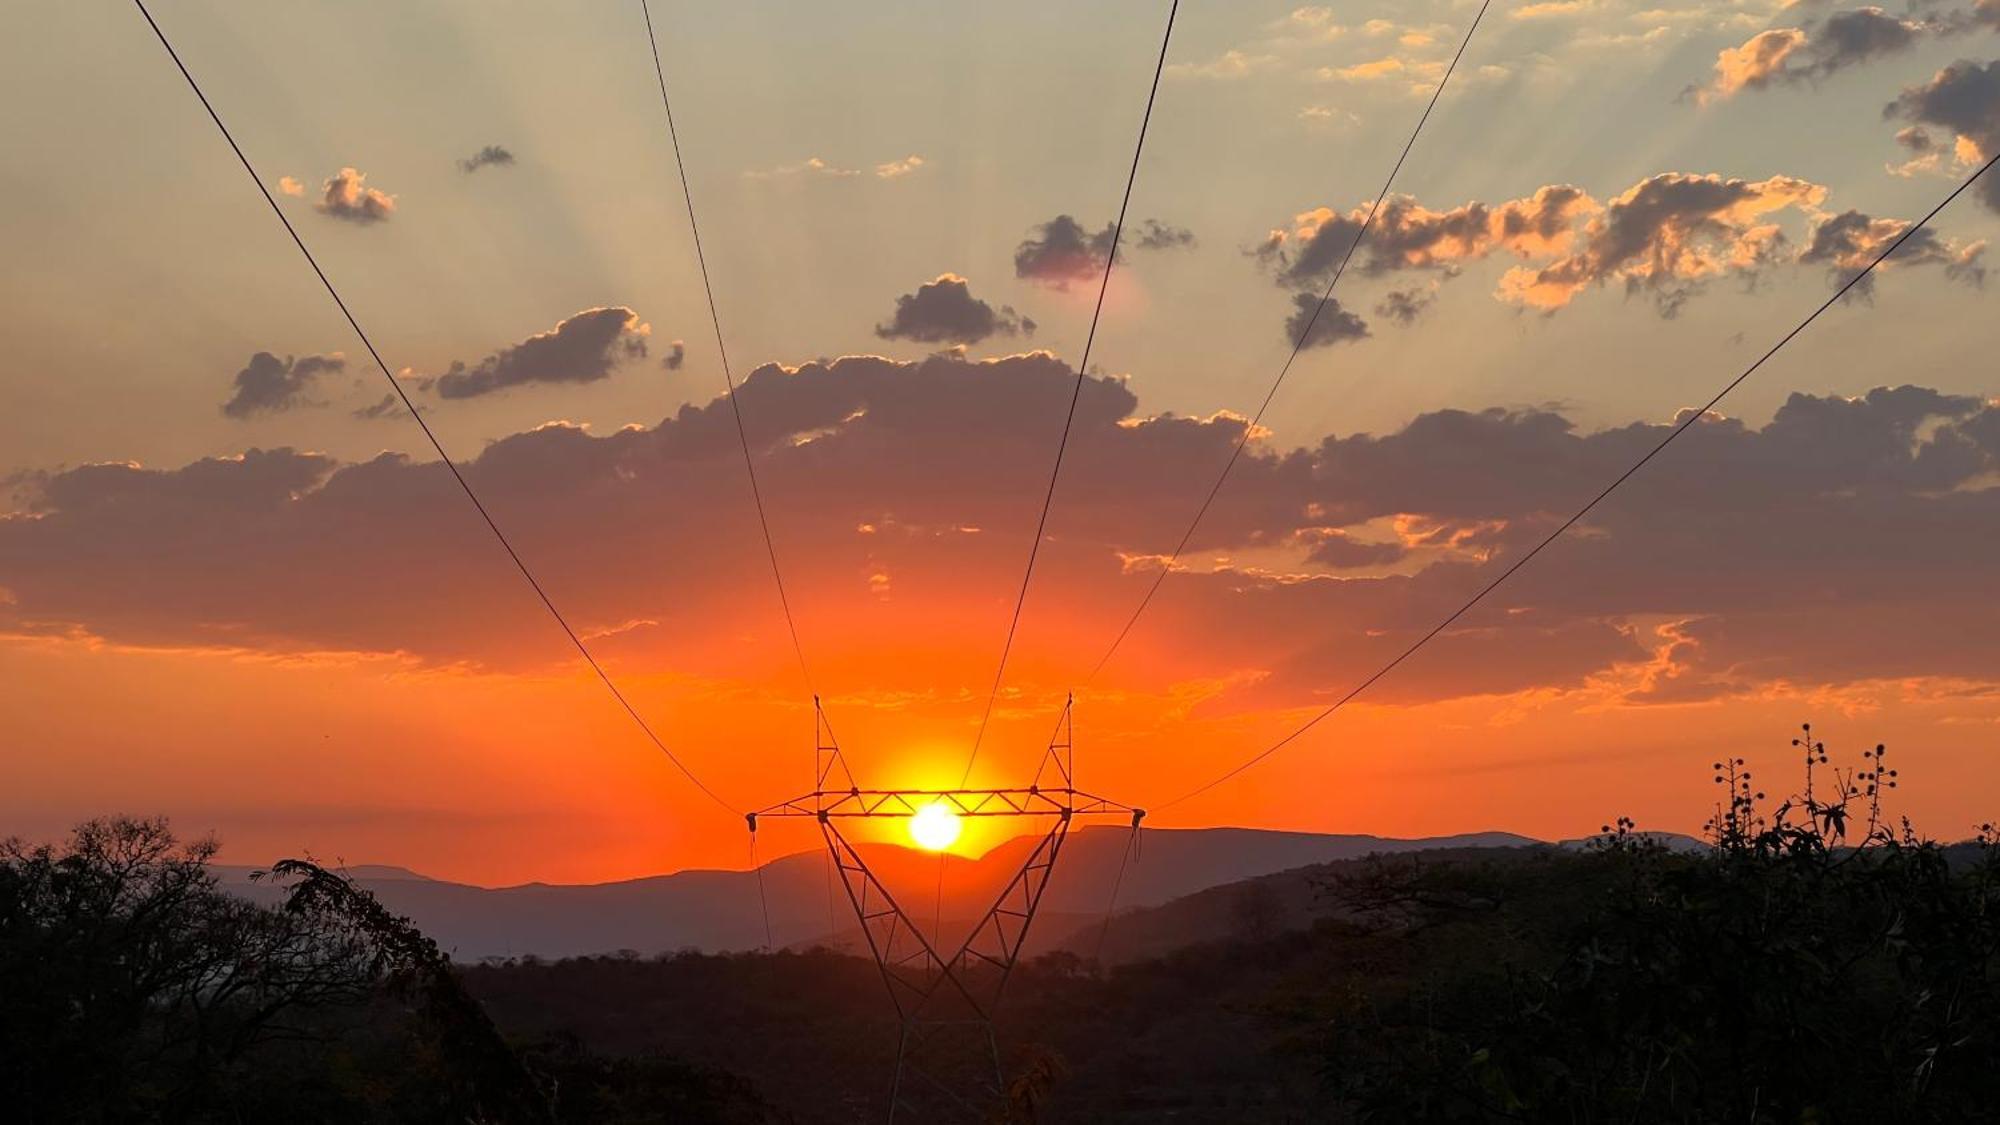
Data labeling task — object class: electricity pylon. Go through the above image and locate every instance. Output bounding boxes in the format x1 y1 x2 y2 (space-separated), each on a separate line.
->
750 696 1142 1122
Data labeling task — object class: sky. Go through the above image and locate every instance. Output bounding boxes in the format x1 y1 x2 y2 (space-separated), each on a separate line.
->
2 0 1997 884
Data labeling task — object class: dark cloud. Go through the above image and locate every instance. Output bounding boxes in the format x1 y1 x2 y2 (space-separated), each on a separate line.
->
1896 124 1939 153
874 275 1031 345
1298 528 1406 569
458 145 515 174
1375 285 1437 324
429 307 651 399
1799 208 1987 290
315 167 395 224
1013 215 1194 288
352 394 401 422
7 351 1998 709
1888 59 2000 212
1806 8 1924 77
664 340 686 371
1133 219 1196 251
1283 292 1370 348
221 352 347 418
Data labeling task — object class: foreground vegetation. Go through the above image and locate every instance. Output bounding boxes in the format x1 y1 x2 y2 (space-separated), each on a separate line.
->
4 727 1997 1122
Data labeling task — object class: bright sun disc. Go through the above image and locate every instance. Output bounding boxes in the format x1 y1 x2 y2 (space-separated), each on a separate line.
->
908 804 962 851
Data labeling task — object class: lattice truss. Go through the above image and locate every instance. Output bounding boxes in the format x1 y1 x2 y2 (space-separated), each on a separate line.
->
749 697 1141 1123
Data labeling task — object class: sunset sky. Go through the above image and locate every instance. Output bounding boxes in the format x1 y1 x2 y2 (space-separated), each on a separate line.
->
3 0 1998 884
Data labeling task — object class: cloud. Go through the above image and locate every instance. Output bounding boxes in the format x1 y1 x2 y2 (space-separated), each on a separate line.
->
873 155 926 179
458 145 515 174
315 167 396 224
1887 59 2000 212
1691 6 1986 103
1798 208 1987 290
1495 173 1825 314
1375 284 1438 324
746 154 930 182
1695 27 1808 101
220 352 347 419
1264 169 1980 323
427 307 651 400
1512 0 1598 18
663 340 686 371
276 176 304 197
744 156 860 180
352 394 401 422
9 354 1998 709
1283 292 1370 348
1259 185 1599 288
1166 50 1279 80
1013 214 1196 288
874 275 1032 345
1134 219 1197 251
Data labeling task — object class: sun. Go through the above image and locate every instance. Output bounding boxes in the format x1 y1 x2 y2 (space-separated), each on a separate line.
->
908 803 962 852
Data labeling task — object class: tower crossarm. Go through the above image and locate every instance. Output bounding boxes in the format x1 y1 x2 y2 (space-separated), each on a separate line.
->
749 787 1140 827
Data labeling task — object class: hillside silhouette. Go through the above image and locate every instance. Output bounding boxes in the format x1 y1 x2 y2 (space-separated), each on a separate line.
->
8 730 2000 1121
215 826 1537 960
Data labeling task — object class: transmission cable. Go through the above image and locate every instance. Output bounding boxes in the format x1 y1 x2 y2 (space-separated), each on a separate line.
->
961 0 1181 786
132 0 739 816
1157 145 2000 813
1085 0 1494 686
639 0 819 699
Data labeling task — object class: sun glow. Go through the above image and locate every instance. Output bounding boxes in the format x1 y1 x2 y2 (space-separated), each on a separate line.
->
908 803 962 851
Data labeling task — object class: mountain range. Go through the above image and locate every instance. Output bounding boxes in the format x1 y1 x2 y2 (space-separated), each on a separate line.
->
218 826 1544 962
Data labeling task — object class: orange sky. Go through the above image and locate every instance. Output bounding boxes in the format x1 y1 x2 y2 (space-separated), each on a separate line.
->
5 1 2000 885
5 368 1997 887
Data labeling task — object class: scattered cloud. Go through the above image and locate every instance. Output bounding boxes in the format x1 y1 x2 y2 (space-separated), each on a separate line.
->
1497 173 1824 314
315 167 396 224
744 156 861 180
747 154 930 181
276 176 304 197
352 394 401 422
458 144 515 174
1513 0 1599 19
220 352 347 419
1166 50 1279 80
874 274 1032 345
1690 5 1993 103
1013 215 1196 288
1297 104 1362 129
1257 166 1971 330
1284 292 1370 348
1375 283 1439 324
1799 208 1987 289
663 340 686 371
873 155 926 179
426 307 651 400
1887 59 2000 212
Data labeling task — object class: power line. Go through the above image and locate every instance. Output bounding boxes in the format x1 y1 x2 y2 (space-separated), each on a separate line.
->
961 0 1181 786
131 0 739 816
1157 145 2000 813
1085 0 1494 687
640 0 817 698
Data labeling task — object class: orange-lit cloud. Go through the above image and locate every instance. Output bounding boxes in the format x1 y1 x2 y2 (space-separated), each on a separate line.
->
8 354 1998 724
314 167 396 224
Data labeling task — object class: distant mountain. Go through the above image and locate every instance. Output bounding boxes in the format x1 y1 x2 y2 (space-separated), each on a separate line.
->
1049 831 1710 964
215 826 1541 962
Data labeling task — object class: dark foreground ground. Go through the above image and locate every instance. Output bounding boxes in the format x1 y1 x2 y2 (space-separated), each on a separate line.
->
8 747 2000 1122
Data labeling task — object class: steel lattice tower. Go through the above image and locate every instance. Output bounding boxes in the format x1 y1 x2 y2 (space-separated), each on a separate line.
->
750 698 1141 1122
